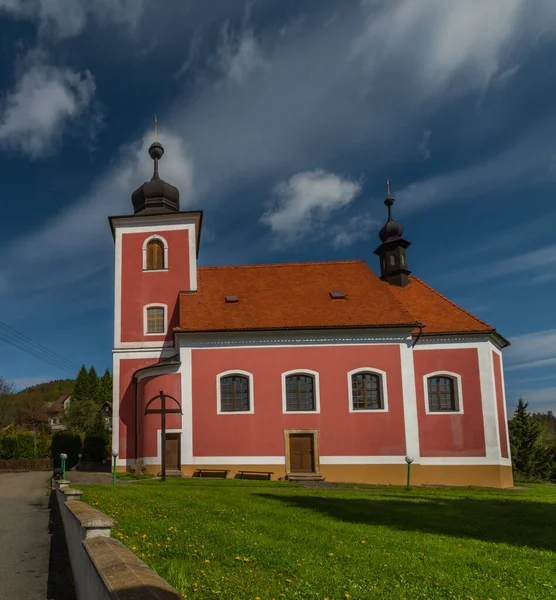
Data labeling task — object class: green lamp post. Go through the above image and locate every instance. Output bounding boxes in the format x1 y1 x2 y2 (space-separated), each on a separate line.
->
405 455 414 490
60 453 68 480
112 449 119 485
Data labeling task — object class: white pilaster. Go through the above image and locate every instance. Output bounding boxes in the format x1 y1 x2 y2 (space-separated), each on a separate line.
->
399 338 420 462
180 347 193 465
478 340 501 461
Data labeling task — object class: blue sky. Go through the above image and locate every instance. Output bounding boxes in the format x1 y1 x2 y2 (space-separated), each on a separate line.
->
0 0 554 413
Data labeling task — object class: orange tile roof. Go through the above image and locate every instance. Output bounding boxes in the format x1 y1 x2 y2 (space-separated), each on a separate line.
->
388 276 496 335
178 260 418 332
177 260 505 342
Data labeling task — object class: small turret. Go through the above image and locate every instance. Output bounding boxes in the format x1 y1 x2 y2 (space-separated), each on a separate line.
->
373 179 411 287
131 117 180 215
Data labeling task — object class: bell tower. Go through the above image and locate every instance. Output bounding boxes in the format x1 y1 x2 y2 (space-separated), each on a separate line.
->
373 179 411 287
109 121 202 350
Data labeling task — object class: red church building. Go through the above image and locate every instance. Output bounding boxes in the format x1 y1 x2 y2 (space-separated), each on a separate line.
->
110 139 513 488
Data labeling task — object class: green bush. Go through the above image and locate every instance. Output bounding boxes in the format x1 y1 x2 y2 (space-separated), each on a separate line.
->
0 425 17 459
36 433 51 459
83 434 108 463
16 431 35 458
51 431 82 469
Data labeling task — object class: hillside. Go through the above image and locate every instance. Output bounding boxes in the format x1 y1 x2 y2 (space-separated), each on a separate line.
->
0 379 75 429
15 379 75 405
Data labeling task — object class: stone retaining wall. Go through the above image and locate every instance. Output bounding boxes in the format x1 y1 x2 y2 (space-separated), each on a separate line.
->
0 458 51 471
54 480 181 599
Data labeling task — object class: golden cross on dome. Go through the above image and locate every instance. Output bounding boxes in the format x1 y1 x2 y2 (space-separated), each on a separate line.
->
154 114 158 142
385 178 392 198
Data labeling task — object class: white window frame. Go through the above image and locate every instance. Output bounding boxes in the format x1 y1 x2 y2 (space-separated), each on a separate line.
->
347 367 389 413
144 303 168 336
423 371 464 415
216 370 254 415
282 369 321 414
143 234 169 271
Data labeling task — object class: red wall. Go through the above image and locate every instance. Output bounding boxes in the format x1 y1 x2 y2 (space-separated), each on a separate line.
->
414 349 486 457
118 358 181 459
191 345 406 457
120 229 190 343
139 373 182 457
492 351 509 458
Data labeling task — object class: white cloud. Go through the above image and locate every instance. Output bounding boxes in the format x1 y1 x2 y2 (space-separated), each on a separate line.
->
0 62 96 158
508 386 556 411
395 116 556 216
260 170 361 245
505 329 556 371
0 129 194 317
0 0 144 39
331 214 378 249
3 0 556 311
352 0 553 100
418 129 432 160
216 25 266 85
447 244 556 285
11 129 194 264
168 0 556 208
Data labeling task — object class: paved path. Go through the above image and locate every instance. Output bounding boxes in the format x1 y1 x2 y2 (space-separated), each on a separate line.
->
0 472 51 599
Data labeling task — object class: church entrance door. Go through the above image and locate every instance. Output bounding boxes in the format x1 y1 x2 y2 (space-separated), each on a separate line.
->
165 433 181 471
289 434 315 473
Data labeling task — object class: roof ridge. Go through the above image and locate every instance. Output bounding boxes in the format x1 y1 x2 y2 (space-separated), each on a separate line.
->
198 259 365 271
409 276 494 331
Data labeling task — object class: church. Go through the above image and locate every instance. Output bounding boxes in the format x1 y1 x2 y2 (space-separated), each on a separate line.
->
110 137 513 488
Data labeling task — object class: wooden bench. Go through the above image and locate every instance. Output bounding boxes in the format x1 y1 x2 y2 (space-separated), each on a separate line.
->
237 470 274 480
192 468 229 479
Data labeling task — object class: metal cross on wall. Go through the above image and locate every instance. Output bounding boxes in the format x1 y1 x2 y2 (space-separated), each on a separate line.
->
144 390 182 482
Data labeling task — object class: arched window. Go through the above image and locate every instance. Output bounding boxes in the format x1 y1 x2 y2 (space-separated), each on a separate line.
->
146 239 165 270
351 372 383 410
220 375 250 412
427 375 458 412
286 374 315 411
145 306 165 334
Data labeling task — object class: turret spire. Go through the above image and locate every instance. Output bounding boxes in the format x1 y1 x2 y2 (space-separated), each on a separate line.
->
373 179 411 287
131 117 180 215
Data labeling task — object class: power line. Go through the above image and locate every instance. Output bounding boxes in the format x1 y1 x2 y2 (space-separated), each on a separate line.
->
0 331 79 377
0 320 81 376
0 319 81 371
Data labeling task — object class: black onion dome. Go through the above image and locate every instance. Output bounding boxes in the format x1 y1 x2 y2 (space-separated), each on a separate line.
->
131 141 180 214
378 196 403 242
379 219 404 242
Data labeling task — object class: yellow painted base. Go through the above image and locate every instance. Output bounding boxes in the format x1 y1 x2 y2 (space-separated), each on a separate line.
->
136 462 514 488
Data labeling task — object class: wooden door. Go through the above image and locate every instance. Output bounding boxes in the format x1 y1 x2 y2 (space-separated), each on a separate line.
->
165 434 180 471
289 434 314 473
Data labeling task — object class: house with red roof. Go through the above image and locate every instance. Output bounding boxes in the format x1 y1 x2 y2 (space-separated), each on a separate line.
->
109 140 512 487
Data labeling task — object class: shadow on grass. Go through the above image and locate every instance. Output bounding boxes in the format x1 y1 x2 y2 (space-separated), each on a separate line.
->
257 494 556 552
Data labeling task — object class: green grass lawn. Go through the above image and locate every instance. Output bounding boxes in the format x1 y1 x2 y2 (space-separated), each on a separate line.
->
80 479 556 600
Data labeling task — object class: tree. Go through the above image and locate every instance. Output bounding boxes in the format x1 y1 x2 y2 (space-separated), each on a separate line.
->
99 369 113 405
15 394 48 431
509 398 551 480
72 365 90 404
0 377 15 427
66 396 98 436
88 366 101 406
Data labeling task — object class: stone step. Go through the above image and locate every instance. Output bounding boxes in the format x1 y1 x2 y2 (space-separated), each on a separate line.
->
158 470 184 478
286 473 325 482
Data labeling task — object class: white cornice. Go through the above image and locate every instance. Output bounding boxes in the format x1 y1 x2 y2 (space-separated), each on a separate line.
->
177 328 413 349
